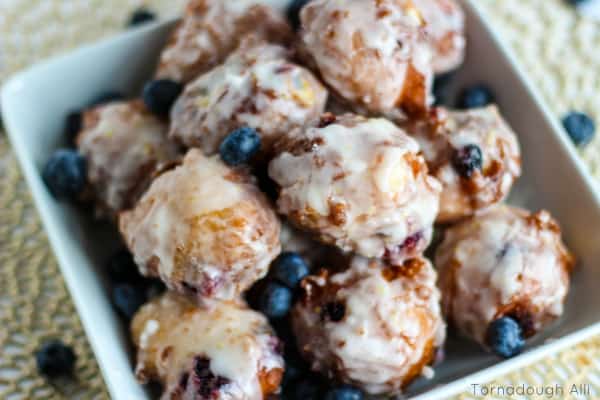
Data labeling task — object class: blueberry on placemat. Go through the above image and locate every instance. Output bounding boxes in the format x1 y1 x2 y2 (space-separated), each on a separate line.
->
562 111 596 146
457 84 494 109
142 79 183 117
324 384 365 400
219 127 261 166
65 111 82 146
35 340 77 378
272 252 309 289
128 8 156 27
42 149 87 200
112 283 147 320
259 282 292 319
287 0 312 30
452 144 483 178
486 316 525 358
90 91 125 107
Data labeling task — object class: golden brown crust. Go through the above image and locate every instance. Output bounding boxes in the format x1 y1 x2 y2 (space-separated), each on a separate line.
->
119 150 281 303
76 100 181 219
436 205 573 344
400 106 522 223
131 293 284 399
156 0 292 83
292 255 445 395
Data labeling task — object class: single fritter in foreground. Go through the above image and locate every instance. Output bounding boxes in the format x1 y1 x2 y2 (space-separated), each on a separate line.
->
170 38 328 156
401 106 521 223
436 205 574 346
413 0 466 74
77 100 180 218
269 113 441 263
119 149 281 303
132 292 284 399
292 255 445 395
156 0 292 83
299 0 434 116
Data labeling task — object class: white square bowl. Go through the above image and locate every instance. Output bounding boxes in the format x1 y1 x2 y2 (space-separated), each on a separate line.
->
2 1 600 399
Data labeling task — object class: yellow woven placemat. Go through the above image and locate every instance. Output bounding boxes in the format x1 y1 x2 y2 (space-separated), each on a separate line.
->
0 1 599 399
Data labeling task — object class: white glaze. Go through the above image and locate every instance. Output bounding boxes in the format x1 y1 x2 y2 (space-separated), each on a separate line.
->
413 0 466 73
170 39 327 155
269 114 441 262
436 205 573 344
77 101 180 217
132 293 284 400
401 106 521 223
156 0 291 83
119 149 281 302
292 256 445 395
300 0 433 114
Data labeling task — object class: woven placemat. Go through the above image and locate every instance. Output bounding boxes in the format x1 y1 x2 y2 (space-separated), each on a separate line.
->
0 1 598 399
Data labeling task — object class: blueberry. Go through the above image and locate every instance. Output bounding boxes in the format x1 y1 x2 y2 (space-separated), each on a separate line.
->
142 79 183 117
452 144 483 178
259 282 292 318
458 84 494 109
65 111 82 146
219 127 261 166
324 385 365 400
287 0 312 30
562 111 596 146
42 149 87 200
90 91 125 106
35 340 77 378
106 250 140 283
486 316 525 358
112 283 147 320
272 252 310 289
128 8 156 26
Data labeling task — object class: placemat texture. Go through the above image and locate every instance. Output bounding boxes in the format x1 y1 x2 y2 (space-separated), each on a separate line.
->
0 1 598 399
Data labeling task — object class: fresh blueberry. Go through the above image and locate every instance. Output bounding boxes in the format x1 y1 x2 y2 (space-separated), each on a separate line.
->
452 144 483 178
106 250 140 283
112 283 147 320
486 316 525 358
219 127 261 166
142 79 183 117
259 282 292 318
35 340 77 378
562 111 596 146
90 91 125 106
272 252 310 289
458 84 494 109
65 111 82 146
128 8 156 26
287 0 312 30
324 385 365 400
42 149 87 200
